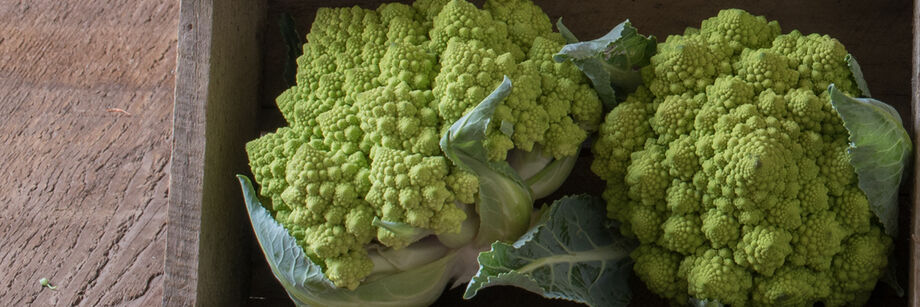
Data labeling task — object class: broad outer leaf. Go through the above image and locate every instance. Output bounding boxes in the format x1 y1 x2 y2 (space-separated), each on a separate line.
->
828 85 912 237
463 195 636 307
439 77 534 246
554 20 656 109
238 175 456 307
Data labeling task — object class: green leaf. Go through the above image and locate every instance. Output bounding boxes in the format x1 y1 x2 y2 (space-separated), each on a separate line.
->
436 202 480 249
554 20 656 109
828 85 912 237
463 195 637 307
280 12 303 87
556 17 579 44
439 77 534 246
238 175 456 307
846 54 872 97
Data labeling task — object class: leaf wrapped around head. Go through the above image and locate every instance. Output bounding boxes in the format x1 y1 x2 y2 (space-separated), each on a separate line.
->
440 77 534 246
828 84 911 237
238 175 458 307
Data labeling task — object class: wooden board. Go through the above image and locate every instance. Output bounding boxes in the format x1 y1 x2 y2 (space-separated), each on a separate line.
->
912 1 920 305
165 0 265 306
0 1 177 305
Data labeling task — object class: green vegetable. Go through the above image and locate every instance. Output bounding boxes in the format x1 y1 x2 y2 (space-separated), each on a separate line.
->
439 77 533 247
554 20 657 109
243 0 606 301
240 175 457 306
39 278 57 290
578 9 909 306
829 84 911 237
464 195 636 306
243 69 611 305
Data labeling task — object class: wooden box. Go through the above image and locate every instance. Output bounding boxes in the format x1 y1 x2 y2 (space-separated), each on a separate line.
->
165 0 916 305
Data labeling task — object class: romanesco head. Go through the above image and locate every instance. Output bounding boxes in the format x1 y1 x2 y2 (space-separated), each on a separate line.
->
248 0 619 291
592 8 892 306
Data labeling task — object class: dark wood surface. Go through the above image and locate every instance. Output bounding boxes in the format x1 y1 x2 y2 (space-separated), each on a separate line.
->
0 1 177 306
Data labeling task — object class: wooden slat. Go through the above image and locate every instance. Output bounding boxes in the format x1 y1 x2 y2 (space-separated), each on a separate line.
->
911 0 920 305
164 0 211 304
165 0 265 305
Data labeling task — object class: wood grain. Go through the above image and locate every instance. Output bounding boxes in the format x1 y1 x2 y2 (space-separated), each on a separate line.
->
164 0 210 305
0 0 177 306
166 0 264 305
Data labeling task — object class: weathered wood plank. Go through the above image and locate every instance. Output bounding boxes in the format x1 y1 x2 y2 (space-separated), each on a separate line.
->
166 0 265 305
911 0 920 305
164 0 210 305
0 0 177 306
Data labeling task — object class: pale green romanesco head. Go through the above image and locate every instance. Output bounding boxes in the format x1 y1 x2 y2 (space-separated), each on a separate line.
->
246 0 602 290
592 8 892 306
